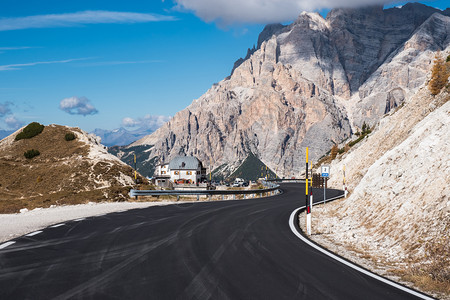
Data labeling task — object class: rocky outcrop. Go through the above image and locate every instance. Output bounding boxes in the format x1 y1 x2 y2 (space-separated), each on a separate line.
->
312 85 449 299
129 4 449 178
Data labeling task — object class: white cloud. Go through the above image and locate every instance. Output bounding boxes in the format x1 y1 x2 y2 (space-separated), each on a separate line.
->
173 0 390 24
59 96 99 116
0 10 176 31
4 115 23 129
0 58 88 71
0 102 12 116
0 46 34 51
122 114 171 130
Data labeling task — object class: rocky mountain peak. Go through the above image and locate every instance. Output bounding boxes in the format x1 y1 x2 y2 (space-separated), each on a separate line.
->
257 23 286 49
125 4 449 179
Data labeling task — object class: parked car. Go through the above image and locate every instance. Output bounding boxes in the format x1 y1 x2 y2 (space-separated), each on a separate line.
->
233 178 245 187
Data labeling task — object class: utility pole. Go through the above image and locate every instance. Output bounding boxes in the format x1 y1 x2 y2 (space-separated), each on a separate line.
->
306 147 311 235
310 164 313 208
321 165 330 204
343 165 348 198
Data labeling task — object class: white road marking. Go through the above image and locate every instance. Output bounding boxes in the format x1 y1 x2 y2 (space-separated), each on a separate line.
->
25 231 43 237
289 200 434 300
50 223 65 228
0 241 16 249
74 218 85 221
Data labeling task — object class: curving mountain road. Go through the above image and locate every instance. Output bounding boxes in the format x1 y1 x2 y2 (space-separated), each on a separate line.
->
0 183 427 299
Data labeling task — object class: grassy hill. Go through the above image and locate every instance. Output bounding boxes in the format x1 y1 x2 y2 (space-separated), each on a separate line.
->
0 124 145 213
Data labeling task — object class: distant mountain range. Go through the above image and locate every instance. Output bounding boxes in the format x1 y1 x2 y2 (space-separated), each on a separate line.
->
92 127 154 147
112 3 450 179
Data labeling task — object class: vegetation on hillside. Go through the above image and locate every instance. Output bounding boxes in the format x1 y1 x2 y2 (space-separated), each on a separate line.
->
317 122 372 166
15 122 44 141
64 132 76 141
228 152 277 181
108 145 156 178
24 149 40 159
428 52 450 95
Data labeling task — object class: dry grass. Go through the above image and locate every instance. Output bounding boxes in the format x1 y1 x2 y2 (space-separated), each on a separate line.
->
0 125 146 214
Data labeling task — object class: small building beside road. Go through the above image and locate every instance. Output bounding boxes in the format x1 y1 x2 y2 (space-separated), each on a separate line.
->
154 156 206 187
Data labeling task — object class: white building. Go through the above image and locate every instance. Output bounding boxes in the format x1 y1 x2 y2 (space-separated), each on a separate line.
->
154 163 171 187
154 156 206 187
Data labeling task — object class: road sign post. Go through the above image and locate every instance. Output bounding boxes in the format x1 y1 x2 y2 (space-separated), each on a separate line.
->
306 148 311 235
321 166 330 204
134 154 137 185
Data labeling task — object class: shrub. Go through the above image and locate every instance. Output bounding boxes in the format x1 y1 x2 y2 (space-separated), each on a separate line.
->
429 52 450 95
330 144 338 160
15 122 45 141
24 149 40 159
65 132 76 141
348 135 365 147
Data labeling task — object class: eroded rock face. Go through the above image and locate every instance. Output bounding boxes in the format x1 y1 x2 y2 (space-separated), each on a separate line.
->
132 4 450 177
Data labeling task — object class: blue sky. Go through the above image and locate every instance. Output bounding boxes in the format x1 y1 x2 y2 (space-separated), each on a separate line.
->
0 0 448 133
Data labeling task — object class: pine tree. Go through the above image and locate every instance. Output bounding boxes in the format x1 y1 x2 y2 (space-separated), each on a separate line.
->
428 52 450 95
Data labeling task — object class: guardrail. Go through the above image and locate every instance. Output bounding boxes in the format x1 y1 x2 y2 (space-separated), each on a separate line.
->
267 178 306 183
129 181 281 201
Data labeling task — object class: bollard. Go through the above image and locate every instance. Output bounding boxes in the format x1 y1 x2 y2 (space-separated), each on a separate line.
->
197 195 199 201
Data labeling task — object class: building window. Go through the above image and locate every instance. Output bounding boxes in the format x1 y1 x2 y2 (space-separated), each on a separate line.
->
187 171 192 175
161 171 166 175
174 171 179 175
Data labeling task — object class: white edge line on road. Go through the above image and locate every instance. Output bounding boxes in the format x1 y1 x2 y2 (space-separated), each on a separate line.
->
25 231 43 237
0 241 15 249
74 218 85 222
50 223 65 228
289 203 434 300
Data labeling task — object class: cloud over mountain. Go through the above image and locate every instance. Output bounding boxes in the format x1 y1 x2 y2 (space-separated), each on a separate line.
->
173 0 391 24
59 96 98 116
122 114 171 130
0 102 12 117
4 115 23 129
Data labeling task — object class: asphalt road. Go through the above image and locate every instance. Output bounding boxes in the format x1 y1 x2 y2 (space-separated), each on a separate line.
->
0 183 424 299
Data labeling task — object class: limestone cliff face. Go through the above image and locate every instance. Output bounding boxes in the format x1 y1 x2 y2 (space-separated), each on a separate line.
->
131 4 450 178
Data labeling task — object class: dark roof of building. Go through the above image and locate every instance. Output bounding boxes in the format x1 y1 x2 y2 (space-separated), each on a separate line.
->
168 156 202 170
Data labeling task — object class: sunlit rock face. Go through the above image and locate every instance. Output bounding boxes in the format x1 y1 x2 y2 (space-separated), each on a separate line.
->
131 4 450 178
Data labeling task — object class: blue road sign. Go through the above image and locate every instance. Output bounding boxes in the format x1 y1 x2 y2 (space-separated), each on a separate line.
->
321 173 329 178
